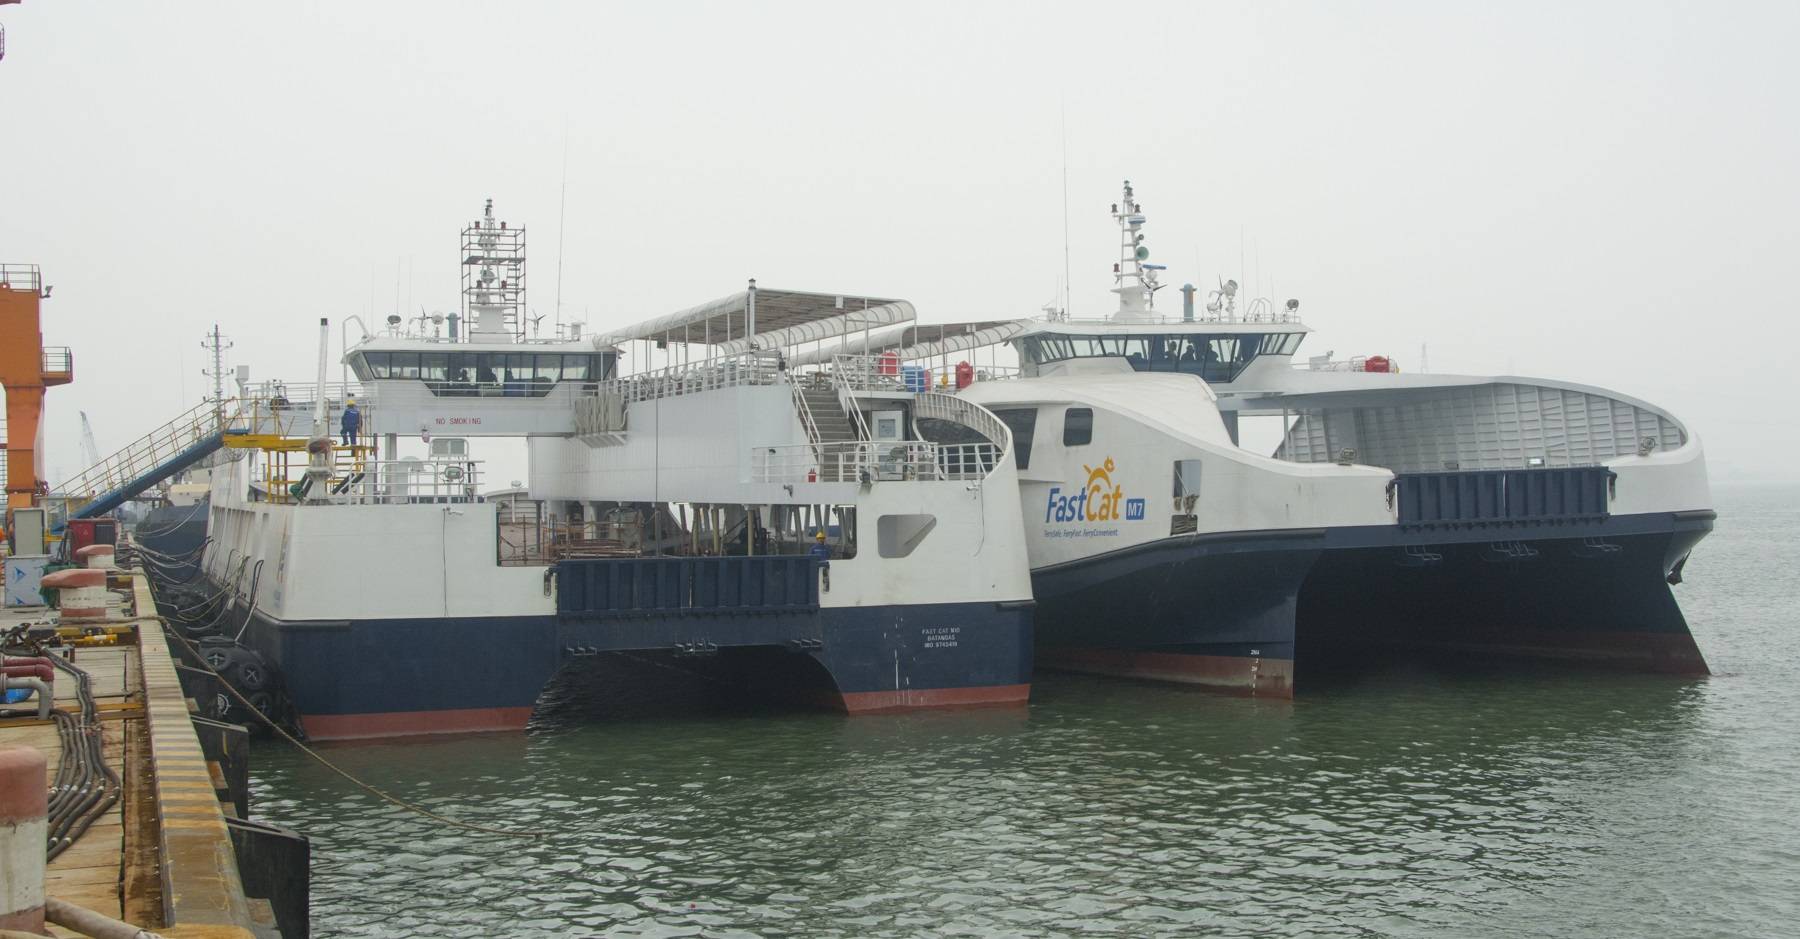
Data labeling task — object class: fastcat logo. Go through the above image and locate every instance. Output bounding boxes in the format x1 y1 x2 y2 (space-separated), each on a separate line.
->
1046 457 1146 523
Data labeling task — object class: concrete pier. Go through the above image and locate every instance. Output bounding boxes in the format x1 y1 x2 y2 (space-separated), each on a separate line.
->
0 569 280 937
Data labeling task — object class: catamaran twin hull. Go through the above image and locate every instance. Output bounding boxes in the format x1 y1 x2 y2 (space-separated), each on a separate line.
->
1029 500 1713 696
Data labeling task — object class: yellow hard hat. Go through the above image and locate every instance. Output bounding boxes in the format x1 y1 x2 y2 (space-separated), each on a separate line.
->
815 530 827 541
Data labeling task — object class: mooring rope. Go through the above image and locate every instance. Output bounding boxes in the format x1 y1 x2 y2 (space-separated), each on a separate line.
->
158 618 543 839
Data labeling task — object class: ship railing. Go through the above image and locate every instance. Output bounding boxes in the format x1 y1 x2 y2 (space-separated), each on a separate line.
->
53 399 223 499
245 379 365 406
1299 354 1399 373
260 458 484 505
967 364 1022 383
911 392 1013 481
751 440 998 484
787 371 826 452
1042 309 1304 326
826 354 909 393
588 350 782 404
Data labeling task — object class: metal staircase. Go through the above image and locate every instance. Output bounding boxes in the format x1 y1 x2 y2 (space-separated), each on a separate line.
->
54 401 240 522
799 386 858 444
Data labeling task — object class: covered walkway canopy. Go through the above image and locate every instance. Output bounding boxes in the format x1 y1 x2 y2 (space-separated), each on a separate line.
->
789 319 1026 366
592 286 906 351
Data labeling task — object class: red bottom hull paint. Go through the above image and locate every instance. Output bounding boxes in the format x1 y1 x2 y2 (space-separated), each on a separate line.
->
301 705 534 741
839 683 1031 713
1373 628 1712 675
1039 648 1296 698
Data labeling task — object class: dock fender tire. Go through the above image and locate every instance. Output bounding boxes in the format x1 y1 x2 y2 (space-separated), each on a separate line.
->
197 636 236 674
229 648 272 692
243 691 277 738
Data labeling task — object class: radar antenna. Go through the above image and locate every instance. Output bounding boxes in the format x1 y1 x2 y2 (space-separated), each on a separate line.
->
1110 180 1164 323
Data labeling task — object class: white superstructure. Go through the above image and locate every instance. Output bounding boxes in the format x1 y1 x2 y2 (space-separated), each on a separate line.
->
188 202 1037 739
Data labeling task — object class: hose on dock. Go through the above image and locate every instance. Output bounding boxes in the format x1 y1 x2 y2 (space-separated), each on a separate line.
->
43 653 120 862
159 618 545 840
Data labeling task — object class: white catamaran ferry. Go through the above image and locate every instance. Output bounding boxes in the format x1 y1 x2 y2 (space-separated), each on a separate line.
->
843 182 1714 694
161 201 1033 739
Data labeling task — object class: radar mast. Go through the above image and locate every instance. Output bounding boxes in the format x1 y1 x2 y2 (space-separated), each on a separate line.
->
1110 180 1165 323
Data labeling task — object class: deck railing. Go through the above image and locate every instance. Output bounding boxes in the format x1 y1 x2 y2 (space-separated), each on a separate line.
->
590 350 782 404
751 440 997 484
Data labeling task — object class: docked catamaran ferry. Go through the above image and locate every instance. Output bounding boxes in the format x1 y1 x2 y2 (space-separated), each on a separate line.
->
857 182 1714 694
151 201 1032 739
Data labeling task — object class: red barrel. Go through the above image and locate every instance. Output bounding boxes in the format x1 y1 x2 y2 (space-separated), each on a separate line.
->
1363 355 1391 373
877 351 900 376
955 361 974 389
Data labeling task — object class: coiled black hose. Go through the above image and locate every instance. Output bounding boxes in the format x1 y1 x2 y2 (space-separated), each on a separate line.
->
39 653 121 862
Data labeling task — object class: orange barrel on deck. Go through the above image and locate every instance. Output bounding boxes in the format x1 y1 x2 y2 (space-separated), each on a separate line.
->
0 746 48 934
42 567 109 620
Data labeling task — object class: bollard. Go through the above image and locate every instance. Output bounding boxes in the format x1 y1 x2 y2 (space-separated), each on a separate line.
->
0 746 48 934
76 544 116 570
41 568 108 621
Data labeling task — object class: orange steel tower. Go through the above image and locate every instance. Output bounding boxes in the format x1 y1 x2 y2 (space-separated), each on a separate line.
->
0 263 72 523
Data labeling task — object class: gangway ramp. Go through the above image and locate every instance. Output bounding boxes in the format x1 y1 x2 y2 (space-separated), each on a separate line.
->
54 400 245 524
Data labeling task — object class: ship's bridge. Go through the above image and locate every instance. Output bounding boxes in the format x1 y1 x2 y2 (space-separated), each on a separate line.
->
346 340 615 398
344 337 615 437
1017 319 1310 384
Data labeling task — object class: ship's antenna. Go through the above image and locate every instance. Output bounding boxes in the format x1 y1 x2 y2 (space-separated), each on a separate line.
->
1060 97 1071 318
200 325 233 416
555 128 569 335
1110 180 1163 322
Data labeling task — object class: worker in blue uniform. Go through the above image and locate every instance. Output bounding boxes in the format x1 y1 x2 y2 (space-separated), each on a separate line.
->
340 399 361 449
809 530 831 591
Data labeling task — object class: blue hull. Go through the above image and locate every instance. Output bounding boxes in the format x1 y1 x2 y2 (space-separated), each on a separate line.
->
1029 510 1713 694
224 599 1031 739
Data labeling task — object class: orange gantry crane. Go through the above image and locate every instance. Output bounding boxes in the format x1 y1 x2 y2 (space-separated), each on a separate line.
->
1 263 72 531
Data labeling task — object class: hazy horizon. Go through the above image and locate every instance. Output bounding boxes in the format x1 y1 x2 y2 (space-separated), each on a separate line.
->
3 1 1795 483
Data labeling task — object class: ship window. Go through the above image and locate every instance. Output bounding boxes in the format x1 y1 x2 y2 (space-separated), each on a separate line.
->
1259 333 1303 356
421 352 449 381
363 352 390 378
534 354 561 382
391 352 421 379
877 513 937 558
993 408 1037 470
1174 459 1202 497
1063 407 1093 446
563 355 590 381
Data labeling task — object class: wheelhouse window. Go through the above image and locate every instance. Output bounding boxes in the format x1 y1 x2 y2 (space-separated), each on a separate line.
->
1021 332 1304 383
1063 407 1093 446
349 351 614 396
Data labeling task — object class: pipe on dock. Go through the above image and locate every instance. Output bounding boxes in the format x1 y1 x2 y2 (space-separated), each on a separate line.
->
2 662 55 683
0 746 48 935
1 677 52 720
45 897 166 939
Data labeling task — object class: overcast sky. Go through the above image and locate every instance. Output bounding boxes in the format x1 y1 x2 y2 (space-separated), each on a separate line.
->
3 1 1795 483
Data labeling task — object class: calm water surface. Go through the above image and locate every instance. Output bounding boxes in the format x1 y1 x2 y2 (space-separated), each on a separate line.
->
252 483 1800 937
